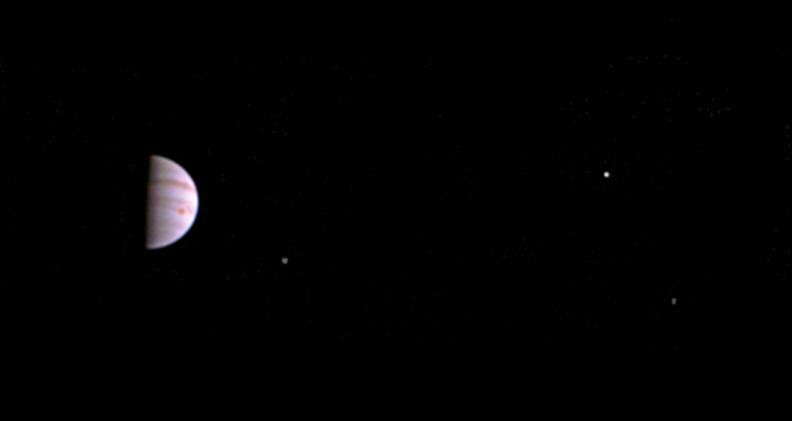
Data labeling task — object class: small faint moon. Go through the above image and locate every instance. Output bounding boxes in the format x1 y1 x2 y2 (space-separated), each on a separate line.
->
145 155 199 250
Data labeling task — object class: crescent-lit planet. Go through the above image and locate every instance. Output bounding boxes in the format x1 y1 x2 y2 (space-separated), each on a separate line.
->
145 155 199 250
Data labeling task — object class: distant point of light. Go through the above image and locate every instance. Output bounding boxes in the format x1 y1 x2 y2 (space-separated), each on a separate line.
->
281 257 289 265
603 171 611 178
671 297 677 306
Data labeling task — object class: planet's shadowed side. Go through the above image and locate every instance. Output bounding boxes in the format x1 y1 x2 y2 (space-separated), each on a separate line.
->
145 155 199 250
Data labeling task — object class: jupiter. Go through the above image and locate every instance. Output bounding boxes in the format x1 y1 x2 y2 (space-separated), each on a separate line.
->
145 155 199 250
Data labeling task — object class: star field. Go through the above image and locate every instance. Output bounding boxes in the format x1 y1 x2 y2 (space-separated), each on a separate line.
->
1 15 789 364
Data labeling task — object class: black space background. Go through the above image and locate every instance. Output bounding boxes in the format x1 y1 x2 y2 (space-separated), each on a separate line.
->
2 16 790 366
